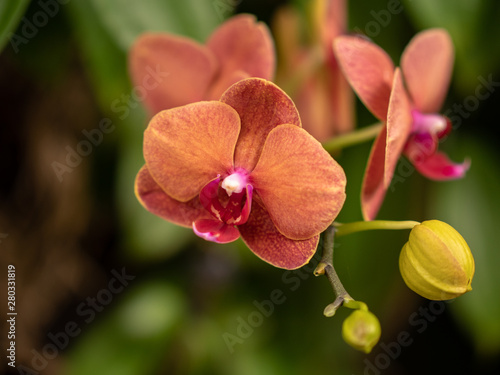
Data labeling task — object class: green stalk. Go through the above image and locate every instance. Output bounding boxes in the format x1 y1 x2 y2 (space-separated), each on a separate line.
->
334 220 420 237
322 122 383 153
314 225 353 317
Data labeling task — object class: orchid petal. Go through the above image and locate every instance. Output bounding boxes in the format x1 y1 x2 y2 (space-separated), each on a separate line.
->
409 151 470 181
135 165 208 227
322 0 354 136
361 69 412 221
294 77 331 141
321 0 347 46
144 101 240 202
207 14 275 100
239 202 319 270
129 33 217 114
361 126 389 221
334 35 395 120
251 125 346 240
192 219 240 243
319 0 351 133
220 78 301 171
293 64 354 142
401 29 454 113
385 68 413 188
324 62 355 136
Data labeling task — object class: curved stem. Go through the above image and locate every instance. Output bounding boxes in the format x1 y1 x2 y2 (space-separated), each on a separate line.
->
314 225 353 317
322 122 384 153
334 220 420 237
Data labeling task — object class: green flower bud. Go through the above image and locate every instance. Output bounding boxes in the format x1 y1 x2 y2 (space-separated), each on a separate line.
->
342 309 381 353
399 220 475 301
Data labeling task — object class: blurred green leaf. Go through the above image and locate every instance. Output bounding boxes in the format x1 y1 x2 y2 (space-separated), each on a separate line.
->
403 0 479 46
65 1 128 108
67 280 187 375
429 136 500 356
403 0 500 93
88 0 221 48
65 0 197 260
181 310 290 375
0 0 30 52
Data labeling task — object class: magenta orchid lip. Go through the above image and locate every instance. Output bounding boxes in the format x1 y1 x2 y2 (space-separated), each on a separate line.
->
195 174 253 243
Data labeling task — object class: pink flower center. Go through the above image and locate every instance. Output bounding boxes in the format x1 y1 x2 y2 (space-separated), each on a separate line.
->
405 109 453 162
192 170 253 244
199 170 253 226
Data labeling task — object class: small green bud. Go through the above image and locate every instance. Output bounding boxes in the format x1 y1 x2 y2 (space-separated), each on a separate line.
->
342 309 381 353
399 220 475 300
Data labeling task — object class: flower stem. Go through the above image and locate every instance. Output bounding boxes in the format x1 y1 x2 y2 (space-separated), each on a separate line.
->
314 225 353 317
334 220 420 237
322 122 384 153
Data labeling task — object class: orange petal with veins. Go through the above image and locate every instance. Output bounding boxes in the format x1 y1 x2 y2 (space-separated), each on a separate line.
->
251 125 346 239
144 101 240 202
239 202 319 270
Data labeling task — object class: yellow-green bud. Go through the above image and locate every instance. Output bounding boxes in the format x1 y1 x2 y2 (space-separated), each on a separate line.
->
342 309 381 353
399 220 475 301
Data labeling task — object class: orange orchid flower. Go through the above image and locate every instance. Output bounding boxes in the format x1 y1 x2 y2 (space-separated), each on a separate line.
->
334 29 469 220
129 14 275 115
135 78 346 269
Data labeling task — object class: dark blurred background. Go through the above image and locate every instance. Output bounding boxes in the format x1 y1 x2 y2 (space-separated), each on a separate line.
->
1 0 500 374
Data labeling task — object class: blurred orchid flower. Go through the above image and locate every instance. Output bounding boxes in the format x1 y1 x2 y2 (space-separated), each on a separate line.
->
334 29 469 220
129 14 275 115
273 0 354 141
135 78 346 269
